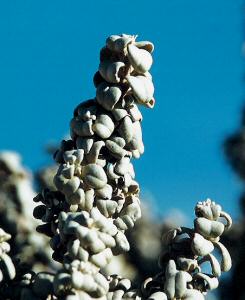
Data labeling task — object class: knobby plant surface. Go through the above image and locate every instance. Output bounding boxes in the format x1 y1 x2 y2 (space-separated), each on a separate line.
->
0 34 232 300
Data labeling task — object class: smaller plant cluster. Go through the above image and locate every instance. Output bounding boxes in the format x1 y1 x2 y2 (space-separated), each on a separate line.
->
118 199 232 300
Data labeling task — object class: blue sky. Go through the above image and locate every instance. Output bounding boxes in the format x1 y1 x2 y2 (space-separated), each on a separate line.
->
0 0 244 220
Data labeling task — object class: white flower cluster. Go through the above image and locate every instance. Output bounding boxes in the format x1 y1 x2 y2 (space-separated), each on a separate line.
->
33 34 155 299
114 199 232 300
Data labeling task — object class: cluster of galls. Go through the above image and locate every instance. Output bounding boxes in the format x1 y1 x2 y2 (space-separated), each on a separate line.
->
33 34 155 299
117 199 232 300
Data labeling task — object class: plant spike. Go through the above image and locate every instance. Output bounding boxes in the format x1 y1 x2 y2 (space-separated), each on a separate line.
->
109 199 232 300
33 33 155 299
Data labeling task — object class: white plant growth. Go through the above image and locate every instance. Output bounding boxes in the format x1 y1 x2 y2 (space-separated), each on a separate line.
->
0 229 15 284
35 33 155 299
0 34 232 300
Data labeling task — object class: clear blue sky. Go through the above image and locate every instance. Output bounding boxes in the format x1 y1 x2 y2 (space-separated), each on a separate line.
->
0 0 244 220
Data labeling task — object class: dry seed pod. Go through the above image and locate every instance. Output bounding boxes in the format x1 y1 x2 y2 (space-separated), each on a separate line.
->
63 176 80 196
118 116 134 143
99 61 125 83
175 271 192 298
67 188 85 205
126 75 154 106
70 118 94 137
63 151 76 164
71 272 96 291
194 217 224 240
107 163 120 180
64 149 84 165
54 139 74 162
0 229 11 243
127 44 153 73
61 165 75 179
105 140 128 159
68 239 89 261
114 231 130 253
191 233 214 256
195 199 222 220
220 210 232 229
86 141 105 164
96 199 118 218
176 257 199 272
199 254 221 277
142 71 153 81
97 232 115 248
131 146 144 158
0 253 16 281
145 97 155 109
111 136 127 148
193 273 219 291
96 82 122 111
86 234 106 253
106 34 135 53
54 171 80 196
114 157 133 176
213 241 232 272
95 184 113 199
107 276 132 300
119 199 141 223
93 113 115 139
114 216 134 231
128 103 143 121
128 121 144 151
134 40 154 53
76 137 94 154
94 273 110 296
90 248 113 268
76 188 94 211
112 107 128 121
90 207 118 236
163 262 192 299
164 260 178 299
83 164 107 189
